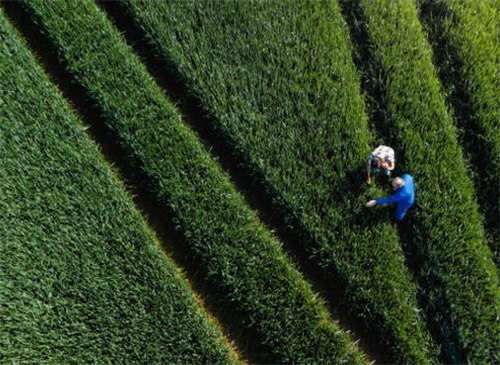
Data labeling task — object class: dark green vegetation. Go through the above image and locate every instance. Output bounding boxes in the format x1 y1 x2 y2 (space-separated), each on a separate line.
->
15 0 368 363
0 9 233 364
120 0 437 363
3 0 499 362
417 0 500 258
339 0 500 363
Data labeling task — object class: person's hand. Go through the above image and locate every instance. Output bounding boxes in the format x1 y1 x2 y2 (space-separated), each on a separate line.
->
366 200 376 207
366 177 371 185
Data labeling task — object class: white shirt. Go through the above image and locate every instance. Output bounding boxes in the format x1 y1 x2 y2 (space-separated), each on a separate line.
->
367 145 395 167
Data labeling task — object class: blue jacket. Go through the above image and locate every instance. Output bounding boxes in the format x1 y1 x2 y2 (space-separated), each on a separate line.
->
376 174 415 220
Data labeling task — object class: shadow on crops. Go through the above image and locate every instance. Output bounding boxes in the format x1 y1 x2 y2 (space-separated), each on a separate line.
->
100 2 394 361
1 1 389 362
0 1 246 361
104 0 427 360
417 0 499 263
97 0 434 362
338 0 464 363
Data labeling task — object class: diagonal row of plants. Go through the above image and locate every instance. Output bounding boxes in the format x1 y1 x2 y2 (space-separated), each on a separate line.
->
0 9 234 364
13 0 368 363
417 0 500 259
338 0 500 363
115 0 438 363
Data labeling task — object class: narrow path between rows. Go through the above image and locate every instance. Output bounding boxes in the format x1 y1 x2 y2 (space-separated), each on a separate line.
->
1 3 243 363
97 2 387 363
417 0 499 258
105 2 393 362
4 1 382 361
337 1 466 363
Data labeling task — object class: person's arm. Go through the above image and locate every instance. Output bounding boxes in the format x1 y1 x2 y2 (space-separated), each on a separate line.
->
376 190 403 205
366 154 373 184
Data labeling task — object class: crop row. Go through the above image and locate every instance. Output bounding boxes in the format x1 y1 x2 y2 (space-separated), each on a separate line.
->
417 0 500 256
339 0 500 363
119 0 436 363
16 0 367 363
0 9 233 364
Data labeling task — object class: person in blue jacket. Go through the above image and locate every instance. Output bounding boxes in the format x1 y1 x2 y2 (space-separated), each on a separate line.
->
366 174 415 221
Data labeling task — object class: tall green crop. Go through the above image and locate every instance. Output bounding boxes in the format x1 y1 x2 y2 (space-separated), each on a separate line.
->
417 0 500 259
119 0 436 363
0 9 233 364
339 0 500 362
16 0 367 363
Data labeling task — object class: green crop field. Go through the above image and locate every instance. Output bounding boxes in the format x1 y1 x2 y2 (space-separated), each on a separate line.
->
0 9 233 363
339 0 500 362
12 1 365 363
119 0 437 363
2 0 499 363
417 0 500 260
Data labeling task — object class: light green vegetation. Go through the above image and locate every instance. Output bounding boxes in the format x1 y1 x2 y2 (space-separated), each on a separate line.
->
0 9 234 364
120 0 437 363
339 0 500 363
17 0 367 363
417 0 500 258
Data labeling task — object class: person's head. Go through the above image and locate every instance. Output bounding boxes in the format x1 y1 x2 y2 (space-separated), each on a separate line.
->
392 177 405 191
371 157 382 169
381 161 391 169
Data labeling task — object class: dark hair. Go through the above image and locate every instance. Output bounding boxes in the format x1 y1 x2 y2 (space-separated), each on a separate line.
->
371 157 382 168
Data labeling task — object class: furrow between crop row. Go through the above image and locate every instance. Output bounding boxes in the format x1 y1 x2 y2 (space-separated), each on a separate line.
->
0 8 235 364
96 0 386 359
6 0 368 363
0 3 244 361
116 0 437 363
338 0 500 363
417 0 500 260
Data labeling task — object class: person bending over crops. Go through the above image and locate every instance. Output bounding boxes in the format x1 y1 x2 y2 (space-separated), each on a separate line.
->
366 174 414 221
366 145 395 185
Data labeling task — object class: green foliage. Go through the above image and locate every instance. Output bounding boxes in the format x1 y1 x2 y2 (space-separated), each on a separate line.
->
0 10 233 364
340 0 500 362
417 0 500 260
18 0 367 363
121 0 437 363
